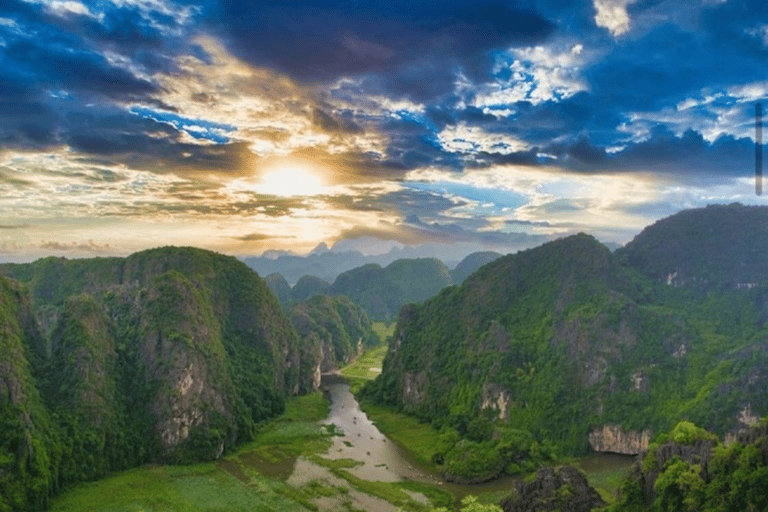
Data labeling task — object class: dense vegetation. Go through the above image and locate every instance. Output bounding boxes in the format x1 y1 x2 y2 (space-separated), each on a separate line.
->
450 251 502 285
290 294 379 372
292 276 332 302
265 273 332 306
264 273 292 305
613 419 768 511
0 247 318 511
330 258 452 322
266 252 502 319
5 203 768 510
616 203 768 292
364 205 768 483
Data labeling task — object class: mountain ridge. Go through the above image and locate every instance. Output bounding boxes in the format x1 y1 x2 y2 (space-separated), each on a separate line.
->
364 207 768 483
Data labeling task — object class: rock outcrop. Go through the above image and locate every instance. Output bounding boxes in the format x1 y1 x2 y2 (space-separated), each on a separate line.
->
588 423 652 455
500 465 605 512
481 382 512 421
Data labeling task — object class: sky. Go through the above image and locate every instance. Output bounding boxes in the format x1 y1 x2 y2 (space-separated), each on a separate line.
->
1 0 767 262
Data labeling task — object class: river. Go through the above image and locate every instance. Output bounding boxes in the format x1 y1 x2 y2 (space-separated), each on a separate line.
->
238 374 636 511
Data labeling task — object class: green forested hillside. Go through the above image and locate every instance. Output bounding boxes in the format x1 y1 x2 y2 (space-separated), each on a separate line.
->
613 419 768 511
616 203 768 291
0 247 319 511
290 294 378 372
363 227 768 483
264 273 292 305
331 258 452 321
291 275 331 302
450 251 502 285
0 276 61 512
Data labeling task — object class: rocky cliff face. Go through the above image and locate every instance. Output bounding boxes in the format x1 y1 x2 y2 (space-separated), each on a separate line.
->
0 276 60 511
500 465 605 512
137 270 234 459
0 246 321 508
366 223 768 482
290 294 377 373
615 420 768 510
588 423 652 455
481 382 512 421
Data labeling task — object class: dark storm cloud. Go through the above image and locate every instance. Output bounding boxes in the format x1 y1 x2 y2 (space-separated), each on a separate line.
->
608 128 755 179
0 0 766 190
60 108 257 176
8 40 158 99
544 128 754 179
0 0 186 153
699 0 768 57
0 65 60 149
210 0 554 98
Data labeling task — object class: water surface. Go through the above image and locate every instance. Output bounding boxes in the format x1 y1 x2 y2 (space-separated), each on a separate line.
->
228 373 635 510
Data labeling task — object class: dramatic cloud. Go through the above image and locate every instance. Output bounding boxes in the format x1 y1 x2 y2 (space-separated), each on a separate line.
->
0 0 766 261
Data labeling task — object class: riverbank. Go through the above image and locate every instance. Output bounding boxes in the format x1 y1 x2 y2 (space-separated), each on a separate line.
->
48 379 455 512
48 341 632 512
338 344 634 507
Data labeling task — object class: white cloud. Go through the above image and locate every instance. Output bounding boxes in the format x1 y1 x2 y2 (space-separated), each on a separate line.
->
46 0 101 19
437 123 529 155
727 81 768 103
746 24 768 46
471 43 589 111
108 0 198 26
593 0 637 37
148 37 387 162
624 81 766 145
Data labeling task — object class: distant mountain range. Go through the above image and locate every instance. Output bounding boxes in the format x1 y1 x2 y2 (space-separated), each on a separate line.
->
243 237 525 285
265 252 505 321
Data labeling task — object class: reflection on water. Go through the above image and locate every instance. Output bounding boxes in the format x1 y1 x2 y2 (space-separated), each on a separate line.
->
316 374 528 501
223 373 635 510
239 449 297 480
320 373 441 484
577 452 637 473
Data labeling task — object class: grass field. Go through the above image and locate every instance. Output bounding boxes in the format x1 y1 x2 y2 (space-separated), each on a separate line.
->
50 461 306 512
339 323 392 392
371 322 396 343
50 392 332 512
583 465 632 505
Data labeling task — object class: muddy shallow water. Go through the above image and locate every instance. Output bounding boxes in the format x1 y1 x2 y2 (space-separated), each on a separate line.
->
234 373 635 510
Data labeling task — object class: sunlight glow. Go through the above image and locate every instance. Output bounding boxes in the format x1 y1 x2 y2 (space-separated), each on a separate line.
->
259 166 325 197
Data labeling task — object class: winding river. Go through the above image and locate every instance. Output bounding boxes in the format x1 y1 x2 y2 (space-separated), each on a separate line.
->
238 374 635 511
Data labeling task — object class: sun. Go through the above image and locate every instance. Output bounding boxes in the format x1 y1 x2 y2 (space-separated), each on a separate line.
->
259 166 325 197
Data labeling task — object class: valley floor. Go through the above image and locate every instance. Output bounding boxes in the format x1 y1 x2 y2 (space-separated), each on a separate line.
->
49 342 632 512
